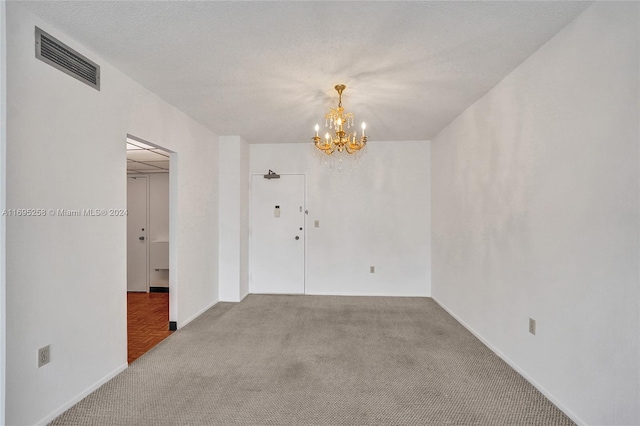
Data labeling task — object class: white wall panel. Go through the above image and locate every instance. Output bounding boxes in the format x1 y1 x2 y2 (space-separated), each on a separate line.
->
219 136 249 302
431 3 639 424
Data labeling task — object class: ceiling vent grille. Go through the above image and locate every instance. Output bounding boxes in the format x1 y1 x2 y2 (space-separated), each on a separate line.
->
35 27 100 91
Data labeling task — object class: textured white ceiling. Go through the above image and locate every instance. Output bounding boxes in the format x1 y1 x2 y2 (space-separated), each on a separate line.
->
20 1 591 144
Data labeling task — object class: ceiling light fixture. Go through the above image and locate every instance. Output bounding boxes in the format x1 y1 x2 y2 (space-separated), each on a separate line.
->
312 84 367 157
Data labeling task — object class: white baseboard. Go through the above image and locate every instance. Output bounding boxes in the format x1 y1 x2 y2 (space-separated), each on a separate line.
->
432 296 587 426
35 362 128 426
179 299 218 329
219 292 249 303
303 291 430 297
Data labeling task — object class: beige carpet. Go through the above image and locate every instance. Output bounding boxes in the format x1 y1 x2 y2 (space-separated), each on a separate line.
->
51 295 574 425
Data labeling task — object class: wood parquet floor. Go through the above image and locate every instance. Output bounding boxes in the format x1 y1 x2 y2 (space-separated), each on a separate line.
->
127 292 173 364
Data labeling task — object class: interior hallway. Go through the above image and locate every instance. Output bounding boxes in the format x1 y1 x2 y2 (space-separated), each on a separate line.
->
127 292 172 364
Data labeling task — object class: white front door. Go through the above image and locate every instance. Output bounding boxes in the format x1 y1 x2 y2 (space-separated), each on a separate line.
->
250 174 305 294
127 176 148 292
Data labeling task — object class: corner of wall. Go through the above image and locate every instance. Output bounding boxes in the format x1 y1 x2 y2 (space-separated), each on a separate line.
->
218 136 249 302
239 137 250 298
425 140 432 297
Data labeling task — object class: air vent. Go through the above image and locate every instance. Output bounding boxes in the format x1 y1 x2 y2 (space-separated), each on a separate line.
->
35 27 100 91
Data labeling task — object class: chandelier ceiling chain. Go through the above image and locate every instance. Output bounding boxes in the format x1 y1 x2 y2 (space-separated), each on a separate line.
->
312 84 367 156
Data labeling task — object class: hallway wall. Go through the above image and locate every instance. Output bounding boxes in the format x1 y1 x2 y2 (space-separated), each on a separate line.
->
5 4 219 425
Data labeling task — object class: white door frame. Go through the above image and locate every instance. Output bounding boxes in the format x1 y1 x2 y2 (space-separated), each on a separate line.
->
126 134 177 327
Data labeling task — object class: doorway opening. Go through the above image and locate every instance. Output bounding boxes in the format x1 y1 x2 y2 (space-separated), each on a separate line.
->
126 135 174 363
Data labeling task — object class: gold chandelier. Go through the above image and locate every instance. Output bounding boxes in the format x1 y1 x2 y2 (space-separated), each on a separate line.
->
312 84 367 156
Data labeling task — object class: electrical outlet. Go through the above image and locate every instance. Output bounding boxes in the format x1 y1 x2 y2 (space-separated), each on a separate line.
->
370 266 375 273
314 220 319 228
38 345 50 367
529 318 536 335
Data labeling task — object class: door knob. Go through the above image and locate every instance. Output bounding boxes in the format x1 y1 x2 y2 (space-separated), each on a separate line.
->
295 236 299 240
139 236 145 241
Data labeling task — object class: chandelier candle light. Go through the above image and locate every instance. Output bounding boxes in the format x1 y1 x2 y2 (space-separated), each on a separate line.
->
312 84 367 156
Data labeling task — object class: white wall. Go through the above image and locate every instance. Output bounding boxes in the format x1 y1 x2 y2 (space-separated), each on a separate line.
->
0 1 7 424
240 139 250 299
148 173 170 243
126 104 219 329
219 136 249 302
148 173 170 288
5 4 219 425
250 141 431 297
431 3 639 425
